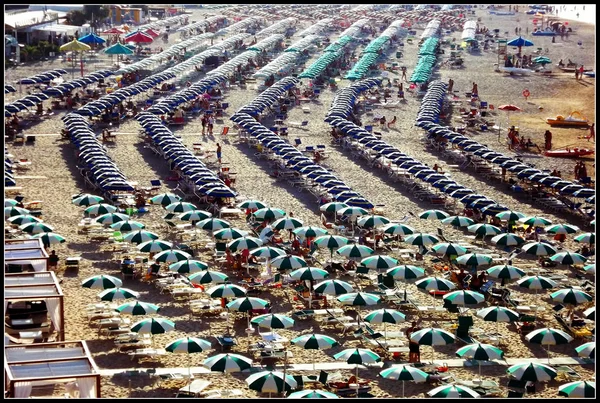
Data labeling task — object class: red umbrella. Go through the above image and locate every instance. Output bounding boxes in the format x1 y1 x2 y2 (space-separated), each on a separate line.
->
498 105 522 112
124 31 154 44
102 27 125 35
144 28 160 38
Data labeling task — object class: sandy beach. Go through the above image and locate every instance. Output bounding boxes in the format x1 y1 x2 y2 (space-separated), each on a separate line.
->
5 4 595 399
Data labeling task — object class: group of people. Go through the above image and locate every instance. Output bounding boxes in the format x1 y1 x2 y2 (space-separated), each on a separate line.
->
573 161 588 180
574 65 586 80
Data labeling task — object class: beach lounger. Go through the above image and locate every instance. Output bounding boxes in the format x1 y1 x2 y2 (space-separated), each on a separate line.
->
215 335 237 351
175 379 211 397
128 348 167 360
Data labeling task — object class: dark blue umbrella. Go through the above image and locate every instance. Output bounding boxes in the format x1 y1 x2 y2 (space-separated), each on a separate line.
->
506 36 534 54
79 33 107 45
5 85 17 93
345 197 374 209
18 78 40 85
450 188 475 198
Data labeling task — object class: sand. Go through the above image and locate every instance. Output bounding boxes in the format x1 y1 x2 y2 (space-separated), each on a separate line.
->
6 5 595 399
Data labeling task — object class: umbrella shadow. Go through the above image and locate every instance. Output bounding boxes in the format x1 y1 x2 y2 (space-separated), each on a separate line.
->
133 141 181 192
59 143 89 189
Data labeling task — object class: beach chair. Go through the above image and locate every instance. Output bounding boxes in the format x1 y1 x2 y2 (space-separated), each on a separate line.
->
288 120 309 130
507 379 527 397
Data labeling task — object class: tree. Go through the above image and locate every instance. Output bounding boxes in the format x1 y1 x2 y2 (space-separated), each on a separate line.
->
65 10 87 27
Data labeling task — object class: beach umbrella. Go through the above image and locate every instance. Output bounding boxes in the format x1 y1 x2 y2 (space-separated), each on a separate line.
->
291 333 339 371
495 210 526 222
441 216 475 228
427 384 480 398
519 216 552 227
104 42 134 55
123 230 159 244
336 244 374 258
150 193 181 206
431 242 468 257
583 307 595 320
416 276 455 292
314 235 349 250
165 336 212 379
583 264 595 274
293 226 328 239
246 370 297 396
227 297 270 328
486 265 525 282
78 33 106 46
110 220 145 232
253 207 286 221
521 241 557 256
116 300 160 315
507 362 557 382
30 232 66 247
404 232 440 246
154 249 192 263
558 381 595 398
545 224 580 235
364 308 406 342
124 31 154 44
137 239 173 253
574 232 595 244
314 279 354 296
251 313 295 329
287 389 339 399
271 254 307 271
95 212 130 225
476 306 520 329
550 289 592 305
251 246 286 260
386 265 426 281
81 274 123 289
203 353 253 373
290 267 329 281
443 290 485 307
238 200 267 210
168 259 209 274
575 342 595 360
207 284 247 298
60 39 92 52
419 209 450 220
382 223 415 235
491 233 525 247
337 206 369 217
214 227 248 240
455 253 493 267
337 292 381 308
72 194 104 206
410 328 456 363
320 202 348 213
196 218 231 231
4 206 30 218
4 199 19 207
272 217 304 231
517 275 557 290
467 224 502 238
227 236 263 252
189 270 228 285
359 255 398 271
165 202 197 213
8 214 42 225
84 203 117 216
456 343 504 378
526 327 573 363
98 287 139 301
379 365 429 398
357 215 390 228
549 251 587 266
333 348 381 394
19 222 54 234
180 210 212 222
131 317 175 335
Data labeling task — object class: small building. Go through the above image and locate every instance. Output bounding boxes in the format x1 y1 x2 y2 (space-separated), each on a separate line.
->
108 5 143 25
4 9 68 44
5 238 49 272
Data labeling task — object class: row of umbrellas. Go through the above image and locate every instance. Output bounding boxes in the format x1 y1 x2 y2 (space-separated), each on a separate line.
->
298 35 355 79
418 80 595 203
254 52 302 79
177 15 224 34
247 34 285 52
5 84 17 94
214 17 261 37
296 18 334 38
284 34 320 53
344 52 380 80
409 52 438 84
255 17 297 38
237 76 298 115
5 147 16 187
420 18 442 39
135 14 188 36
15 69 67 85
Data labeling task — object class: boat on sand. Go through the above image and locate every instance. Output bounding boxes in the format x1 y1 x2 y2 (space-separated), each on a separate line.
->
544 148 594 158
546 111 590 127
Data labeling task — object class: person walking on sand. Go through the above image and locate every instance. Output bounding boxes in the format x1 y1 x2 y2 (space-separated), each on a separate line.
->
401 66 407 81
544 130 552 150
575 68 579 81
579 65 584 80
216 143 222 164
406 321 421 363
207 115 215 135
588 123 595 142
201 115 207 135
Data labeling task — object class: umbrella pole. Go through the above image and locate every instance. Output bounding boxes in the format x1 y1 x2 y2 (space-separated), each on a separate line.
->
402 380 405 398
355 365 359 398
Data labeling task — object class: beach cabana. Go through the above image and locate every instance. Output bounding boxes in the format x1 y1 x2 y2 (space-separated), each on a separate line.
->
5 238 49 272
4 340 101 398
5 271 65 341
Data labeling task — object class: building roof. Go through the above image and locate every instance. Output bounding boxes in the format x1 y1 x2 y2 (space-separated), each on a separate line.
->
5 10 68 30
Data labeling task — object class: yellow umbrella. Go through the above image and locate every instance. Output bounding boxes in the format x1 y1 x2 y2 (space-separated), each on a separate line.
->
59 40 91 78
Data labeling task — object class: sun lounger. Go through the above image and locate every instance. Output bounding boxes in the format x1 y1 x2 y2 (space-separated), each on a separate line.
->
260 330 289 345
175 379 211 397
128 348 167 360
215 335 237 351
200 389 243 399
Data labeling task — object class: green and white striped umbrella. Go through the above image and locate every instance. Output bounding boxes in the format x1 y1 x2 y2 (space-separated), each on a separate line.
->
415 276 456 292
545 223 580 235
290 267 329 281
213 227 249 240
130 317 175 335
250 246 286 259
237 200 267 210
206 284 247 298
179 210 212 222
574 232 595 244
226 297 270 312
337 292 381 307
591 219 595 226
165 201 198 213
314 279 354 296
150 193 181 206
81 274 123 289
8 214 42 225
110 220 145 232
455 253 493 267
287 389 339 399
98 287 139 301
486 265 526 281
456 343 505 378
168 259 209 274
360 255 399 270
4 206 30 218
95 212 130 225
410 328 456 363
385 265 426 280
137 239 173 253
364 308 406 325
441 216 475 228
431 242 468 257
246 370 297 395
337 206 369 217
272 217 304 230
30 232 66 247
495 210 526 222
404 232 440 246
491 233 525 247
123 230 159 244
443 290 485 306
521 241 557 256
72 194 104 206
320 202 349 213
154 249 192 263
476 306 520 323
357 215 390 229
203 353 253 373
379 365 429 398
467 223 502 237
519 216 552 227
314 235 349 250
116 301 160 315
253 207 286 221
189 270 228 285
526 327 574 363
19 222 54 234
84 203 117 216
507 362 557 382
333 348 381 385
251 313 295 329
336 244 374 258
583 307 595 320
427 384 480 398
575 342 595 359
517 275 557 290
292 333 339 350
550 289 593 305
196 217 231 231
549 251 587 265
293 226 328 239
558 381 596 398
166 336 211 353
382 223 415 235
419 209 450 220
271 254 307 271
4 199 19 207
583 264 595 274
227 236 263 252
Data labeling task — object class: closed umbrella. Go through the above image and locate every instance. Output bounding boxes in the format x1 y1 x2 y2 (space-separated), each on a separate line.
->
507 362 557 382
526 327 573 363
165 336 211 379
246 370 297 397
427 384 480 398
455 343 504 379
81 274 122 289
558 381 595 398
410 328 456 363
378 365 429 398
